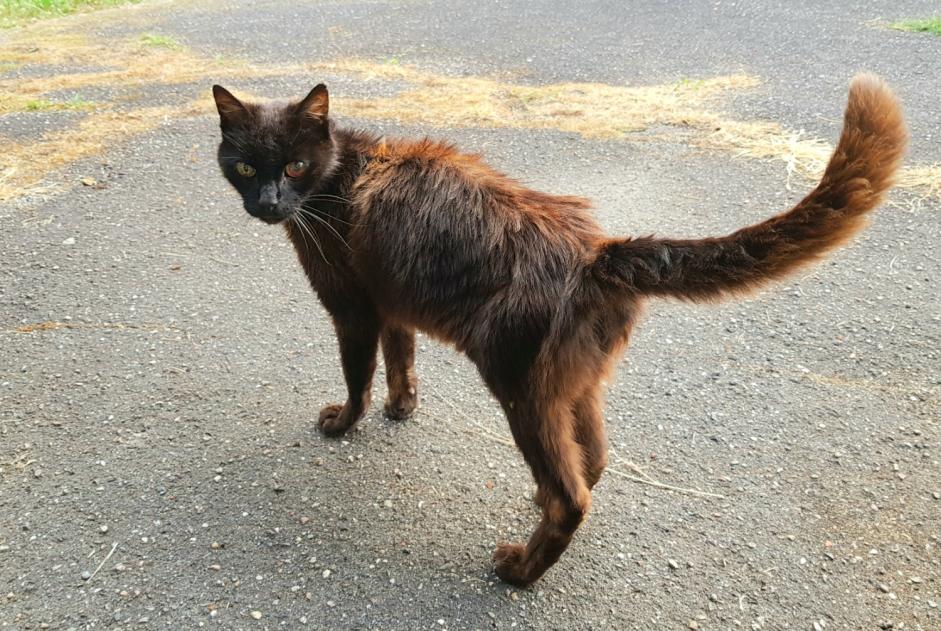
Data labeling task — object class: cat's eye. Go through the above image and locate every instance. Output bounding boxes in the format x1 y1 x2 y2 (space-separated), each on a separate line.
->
285 160 307 178
235 162 256 178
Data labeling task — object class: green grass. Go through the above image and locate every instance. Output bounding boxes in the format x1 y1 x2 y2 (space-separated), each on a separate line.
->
891 17 941 35
0 0 140 28
139 32 183 49
23 94 92 111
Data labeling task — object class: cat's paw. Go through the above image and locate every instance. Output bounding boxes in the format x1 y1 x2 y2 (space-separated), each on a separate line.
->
383 386 418 420
318 403 357 436
492 543 532 587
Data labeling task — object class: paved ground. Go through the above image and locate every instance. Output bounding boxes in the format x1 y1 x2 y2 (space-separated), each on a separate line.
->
1 1 939 629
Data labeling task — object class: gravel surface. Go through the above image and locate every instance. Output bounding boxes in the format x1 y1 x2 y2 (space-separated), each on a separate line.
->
1 1 938 629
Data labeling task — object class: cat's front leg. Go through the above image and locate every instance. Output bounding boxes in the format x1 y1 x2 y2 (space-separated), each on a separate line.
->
319 317 380 436
381 325 419 419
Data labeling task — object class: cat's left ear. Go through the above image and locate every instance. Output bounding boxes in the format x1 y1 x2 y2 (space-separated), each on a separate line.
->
297 84 329 122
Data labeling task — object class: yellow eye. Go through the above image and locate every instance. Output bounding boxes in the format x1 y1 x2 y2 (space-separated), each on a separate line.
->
285 160 307 178
235 162 256 177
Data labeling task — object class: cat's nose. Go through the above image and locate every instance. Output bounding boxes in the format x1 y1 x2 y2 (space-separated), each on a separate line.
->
258 200 279 215
258 183 281 209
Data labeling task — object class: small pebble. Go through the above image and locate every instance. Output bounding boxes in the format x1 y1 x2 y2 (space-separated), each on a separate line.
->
99 525 108 534
667 559 680 570
383 500 393 509
80 571 91 580
878 583 890 593
249 610 262 620
322 569 331 578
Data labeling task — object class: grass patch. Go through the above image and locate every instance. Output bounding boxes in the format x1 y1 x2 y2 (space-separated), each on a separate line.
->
0 0 140 28
23 93 90 110
139 32 182 49
891 17 941 35
0 91 92 113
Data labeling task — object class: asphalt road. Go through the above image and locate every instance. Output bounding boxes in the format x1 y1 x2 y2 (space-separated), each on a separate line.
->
1 1 939 629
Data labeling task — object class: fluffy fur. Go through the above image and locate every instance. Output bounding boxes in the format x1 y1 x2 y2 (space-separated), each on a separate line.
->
212 74 906 586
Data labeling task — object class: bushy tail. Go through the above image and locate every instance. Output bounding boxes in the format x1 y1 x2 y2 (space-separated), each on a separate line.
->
591 73 907 302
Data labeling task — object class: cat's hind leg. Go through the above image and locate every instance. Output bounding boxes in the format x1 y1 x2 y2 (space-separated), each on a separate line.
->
532 384 607 508
573 384 608 491
381 324 419 420
492 395 592 586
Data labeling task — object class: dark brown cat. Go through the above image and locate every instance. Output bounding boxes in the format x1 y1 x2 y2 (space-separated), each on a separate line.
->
212 74 906 586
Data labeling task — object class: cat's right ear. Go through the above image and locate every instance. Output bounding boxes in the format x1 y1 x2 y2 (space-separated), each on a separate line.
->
212 85 248 128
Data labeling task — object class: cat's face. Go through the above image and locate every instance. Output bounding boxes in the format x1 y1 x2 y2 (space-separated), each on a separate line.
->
212 84 337 224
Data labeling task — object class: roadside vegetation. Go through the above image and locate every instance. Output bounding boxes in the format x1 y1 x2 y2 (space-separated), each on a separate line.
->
139 32 183 49
0 0 139 28
891 17 941 36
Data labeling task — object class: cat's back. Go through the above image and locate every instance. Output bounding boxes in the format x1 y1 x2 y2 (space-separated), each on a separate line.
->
352 136 602 250
347 136 603 347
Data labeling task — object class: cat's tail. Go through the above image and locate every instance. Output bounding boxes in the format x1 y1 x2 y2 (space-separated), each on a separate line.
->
589 73 907 302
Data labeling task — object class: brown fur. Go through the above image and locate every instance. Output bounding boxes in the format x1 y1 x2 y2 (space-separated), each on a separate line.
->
213 74 906 586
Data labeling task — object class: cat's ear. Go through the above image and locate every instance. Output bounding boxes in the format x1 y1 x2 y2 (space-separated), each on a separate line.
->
297 84 329 122
212 85 248 128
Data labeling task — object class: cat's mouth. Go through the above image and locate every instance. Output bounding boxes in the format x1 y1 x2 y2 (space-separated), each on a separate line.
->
247 206 295 225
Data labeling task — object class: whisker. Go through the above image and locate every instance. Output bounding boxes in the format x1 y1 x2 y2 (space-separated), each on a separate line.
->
304 203 364 227
298 214 331 266
292 214 330 266
306 193 352 203
298 208 352 251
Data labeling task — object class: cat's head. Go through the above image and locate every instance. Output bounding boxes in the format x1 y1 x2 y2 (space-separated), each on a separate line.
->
212 84 338 224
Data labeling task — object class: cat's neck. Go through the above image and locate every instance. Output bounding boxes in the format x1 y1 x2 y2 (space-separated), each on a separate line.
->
308 126 382 203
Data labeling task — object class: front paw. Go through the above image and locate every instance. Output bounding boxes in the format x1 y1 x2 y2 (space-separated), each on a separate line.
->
384 385 418 420
492 543 532 587
318 403 359 436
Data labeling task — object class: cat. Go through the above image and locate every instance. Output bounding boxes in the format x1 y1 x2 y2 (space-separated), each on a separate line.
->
212 74 906 586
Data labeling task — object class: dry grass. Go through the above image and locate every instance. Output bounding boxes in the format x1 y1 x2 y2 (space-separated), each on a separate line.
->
0 33 305 98
315 60 939 198
11 320 171 332
317 59 761 139
1 12 938 203
899 164 941 199
0 105 187 200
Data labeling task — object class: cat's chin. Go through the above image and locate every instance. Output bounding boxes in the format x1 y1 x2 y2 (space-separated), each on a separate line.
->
259 216 286 225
